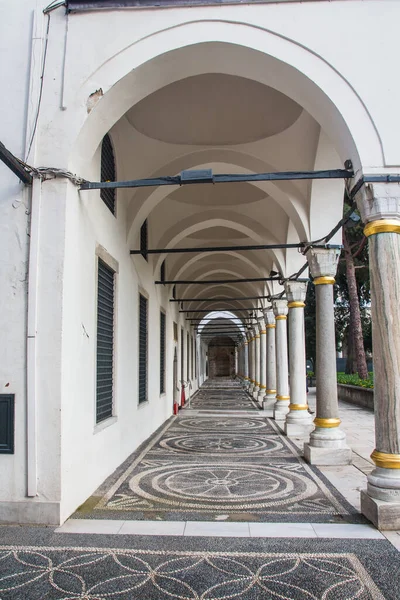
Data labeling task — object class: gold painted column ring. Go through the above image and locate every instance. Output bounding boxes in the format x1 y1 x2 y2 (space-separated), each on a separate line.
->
364 219 400 237
288 301 306 308
313 276 335 286
371 450 400 469
275 315 287 321
314 417 341 428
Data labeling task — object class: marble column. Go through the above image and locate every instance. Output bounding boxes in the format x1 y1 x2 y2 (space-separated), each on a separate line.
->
248 331 254 394
263 308 277 415
253 325 260 399
243 338 250 389
284 281 314 437
273 299 290 421
304 248 351 465
258 317 267 405
355 182 400 529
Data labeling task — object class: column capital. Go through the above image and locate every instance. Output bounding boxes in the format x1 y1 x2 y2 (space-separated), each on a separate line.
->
272 299 288 318
306 247 340 279
263 307 275 327
257 316 266 332
284 280 308 304
355 181 400 224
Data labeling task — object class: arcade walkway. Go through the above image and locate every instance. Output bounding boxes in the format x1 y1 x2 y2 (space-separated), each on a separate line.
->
0 379 400 599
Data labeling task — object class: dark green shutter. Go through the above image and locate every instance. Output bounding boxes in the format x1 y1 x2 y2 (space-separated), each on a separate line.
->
139 294 148 403
96 259 114 423
0 395 14 454
160 311 166 394
140 220 148 260
187 332 189 380
100 134 116 215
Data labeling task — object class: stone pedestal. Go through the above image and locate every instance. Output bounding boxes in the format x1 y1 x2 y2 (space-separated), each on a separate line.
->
284 281 314 437
272 300 290 421
304 248 351 465
356 182 400 528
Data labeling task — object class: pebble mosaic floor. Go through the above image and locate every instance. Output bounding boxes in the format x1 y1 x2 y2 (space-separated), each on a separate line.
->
2 380 400 599
75 379 362 523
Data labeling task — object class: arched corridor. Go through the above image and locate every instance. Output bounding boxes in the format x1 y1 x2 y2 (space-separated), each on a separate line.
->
2 1 400 595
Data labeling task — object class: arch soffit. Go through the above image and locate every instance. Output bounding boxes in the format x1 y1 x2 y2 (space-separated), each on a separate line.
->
152 214 286 274
71 21 383 174
171 250 269 281
126 155 308 246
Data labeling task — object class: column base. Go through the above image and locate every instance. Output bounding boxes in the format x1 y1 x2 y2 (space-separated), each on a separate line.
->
304 426 351 465
360 490 400 530
262 395 276 416
285 411 314 437
248 384 254 394
252 386 260 400
273 400 290 421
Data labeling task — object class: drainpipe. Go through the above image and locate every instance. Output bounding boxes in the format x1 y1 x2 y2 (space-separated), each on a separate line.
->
27 178 41 497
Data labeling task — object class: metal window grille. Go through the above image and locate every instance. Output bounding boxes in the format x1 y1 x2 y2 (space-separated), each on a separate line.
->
160 260 165 283
0 394 14 454
187 332 190 380
96 259 115 423
139 294 148 403
180 329 184 384
194 337 197 378
191 336 194 380
160 311 166 394
172 285 176 300
140 220 148 260
100 134 116 215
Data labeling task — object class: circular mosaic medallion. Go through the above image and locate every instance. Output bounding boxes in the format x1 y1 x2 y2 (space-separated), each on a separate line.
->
159 434 283 456
180 418 268 431
128 463 319 510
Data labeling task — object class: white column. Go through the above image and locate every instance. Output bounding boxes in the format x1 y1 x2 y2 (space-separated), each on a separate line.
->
356 183 400 529
257 317 267 404
263 308 277 415
273 299 290 421
304 248 351 465
284 281 314 437
253 325 260 399
248 331 254 393
243 337 250 388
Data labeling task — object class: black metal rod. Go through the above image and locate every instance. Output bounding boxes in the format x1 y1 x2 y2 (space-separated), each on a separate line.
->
157 277 276 285
170 296 270 302
80 169 353 191
0 141 33 185
180 307 264 313
130 242 326 255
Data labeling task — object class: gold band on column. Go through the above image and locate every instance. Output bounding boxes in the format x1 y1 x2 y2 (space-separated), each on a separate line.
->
275 315 287 320
314 417 341 428
244 342 248 345
276 395 290 400
260 384 266 389
266 324 276 329
371 450 400 469
364 219 400 238
260 330 266 334
266 389 276 394
313 276 335 286
288 301 306 308
289 404 309 410
255 335 260 339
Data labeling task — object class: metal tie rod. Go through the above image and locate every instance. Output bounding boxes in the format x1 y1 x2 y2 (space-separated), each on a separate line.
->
80 168 353 191
130 242 343 255
157 277 277 285
170 296 271 302
180 307 264 313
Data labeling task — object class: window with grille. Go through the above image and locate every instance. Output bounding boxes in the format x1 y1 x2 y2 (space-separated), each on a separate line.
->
194 337 197 378
191 336 194 380
187 332 189 380
173 322 178 342
181 328 184 384
140 220 148 260
160 311 166 394
160 260 165 284
139 294 148 403
100 134 116 215
96 259 115 423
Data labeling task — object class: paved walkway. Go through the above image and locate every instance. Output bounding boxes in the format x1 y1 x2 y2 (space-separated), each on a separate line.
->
1 379 400 599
